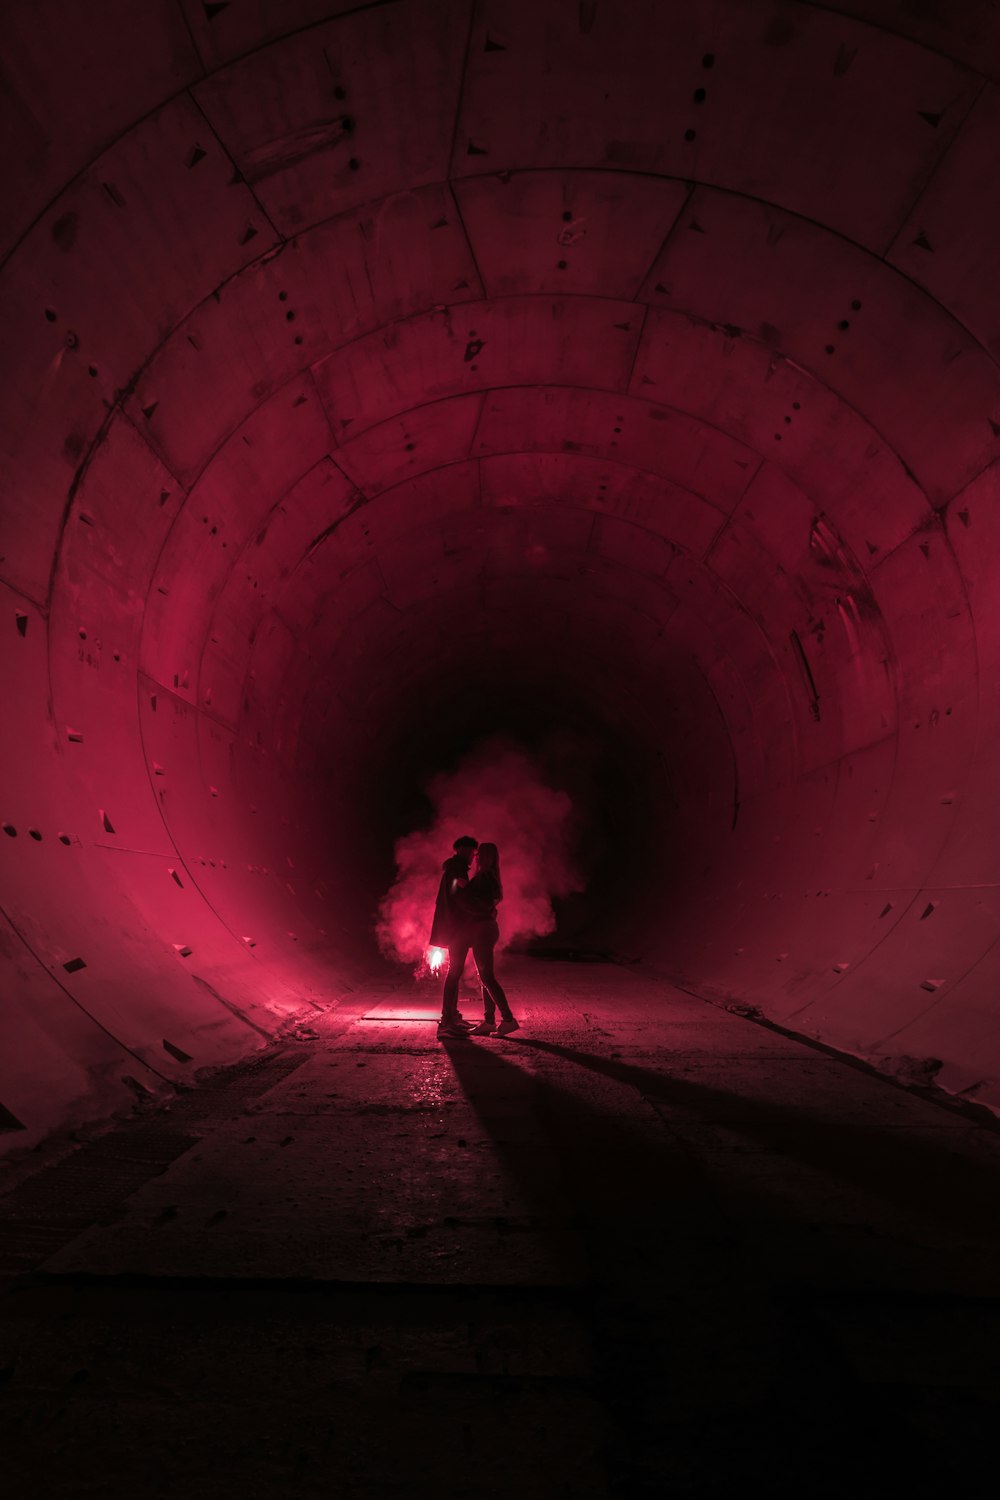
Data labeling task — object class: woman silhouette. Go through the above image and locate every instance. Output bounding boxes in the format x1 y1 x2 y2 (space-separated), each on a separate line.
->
457 842 519 1036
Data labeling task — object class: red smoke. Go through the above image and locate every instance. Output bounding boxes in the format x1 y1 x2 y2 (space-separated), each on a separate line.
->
377 740 584 967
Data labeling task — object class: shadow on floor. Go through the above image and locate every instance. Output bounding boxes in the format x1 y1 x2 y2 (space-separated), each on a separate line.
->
440 1031 1000 1496
3 1017 999 1499
511 1035 1000 1239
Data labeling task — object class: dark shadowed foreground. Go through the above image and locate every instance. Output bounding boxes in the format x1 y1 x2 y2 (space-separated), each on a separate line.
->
2 960 999 1498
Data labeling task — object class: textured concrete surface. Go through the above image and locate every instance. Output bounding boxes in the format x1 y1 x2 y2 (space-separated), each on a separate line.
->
5 0 1000 1152
2 960 1000 1497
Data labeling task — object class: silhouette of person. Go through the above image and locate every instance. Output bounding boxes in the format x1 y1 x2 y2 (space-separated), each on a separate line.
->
453 842 519 1036
431 836 478 1037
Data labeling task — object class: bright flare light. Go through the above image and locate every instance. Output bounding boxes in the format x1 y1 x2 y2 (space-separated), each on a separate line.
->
426 946 447 976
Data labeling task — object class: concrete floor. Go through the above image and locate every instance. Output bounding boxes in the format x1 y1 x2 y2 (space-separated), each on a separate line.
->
2 959 1000 1498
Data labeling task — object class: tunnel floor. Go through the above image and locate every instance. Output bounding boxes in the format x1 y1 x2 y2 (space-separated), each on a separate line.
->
2 961 1000 1497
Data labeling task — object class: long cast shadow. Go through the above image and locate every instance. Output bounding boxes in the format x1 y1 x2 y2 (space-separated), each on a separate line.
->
509 1035 1000 1245
437 1031 993 1497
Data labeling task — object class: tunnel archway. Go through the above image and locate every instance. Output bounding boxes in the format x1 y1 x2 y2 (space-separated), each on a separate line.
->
2 0 1000 1147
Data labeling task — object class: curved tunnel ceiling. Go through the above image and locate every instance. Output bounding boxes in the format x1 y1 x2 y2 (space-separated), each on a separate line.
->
2 0 1000 1146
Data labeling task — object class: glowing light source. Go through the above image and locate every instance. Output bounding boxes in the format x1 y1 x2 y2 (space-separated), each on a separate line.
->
426 946 447 976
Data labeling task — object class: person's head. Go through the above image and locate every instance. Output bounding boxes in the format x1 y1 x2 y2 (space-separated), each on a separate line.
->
453 835 478 866
475 842 499 875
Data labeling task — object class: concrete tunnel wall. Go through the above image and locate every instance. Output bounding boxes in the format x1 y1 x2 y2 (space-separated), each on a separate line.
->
2 0 1000 1150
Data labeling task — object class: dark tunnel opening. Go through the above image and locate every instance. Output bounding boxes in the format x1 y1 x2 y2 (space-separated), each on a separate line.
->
353 668 670 962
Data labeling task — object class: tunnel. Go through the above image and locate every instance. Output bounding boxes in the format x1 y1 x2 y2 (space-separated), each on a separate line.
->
2 3 1000 1495
2 0 999 1146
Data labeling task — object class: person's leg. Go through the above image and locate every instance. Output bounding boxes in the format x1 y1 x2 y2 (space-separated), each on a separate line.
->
472 925 513 1022
471 943 496 1034
441 939 469 1025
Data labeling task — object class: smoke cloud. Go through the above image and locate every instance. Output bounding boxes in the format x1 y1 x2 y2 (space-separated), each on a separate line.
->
376 738 585 966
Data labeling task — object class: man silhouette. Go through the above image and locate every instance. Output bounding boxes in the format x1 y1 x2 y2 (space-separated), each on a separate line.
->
431 835 478 1038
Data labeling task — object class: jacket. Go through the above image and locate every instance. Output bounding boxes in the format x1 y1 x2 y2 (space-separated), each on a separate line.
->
429 855 470 946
